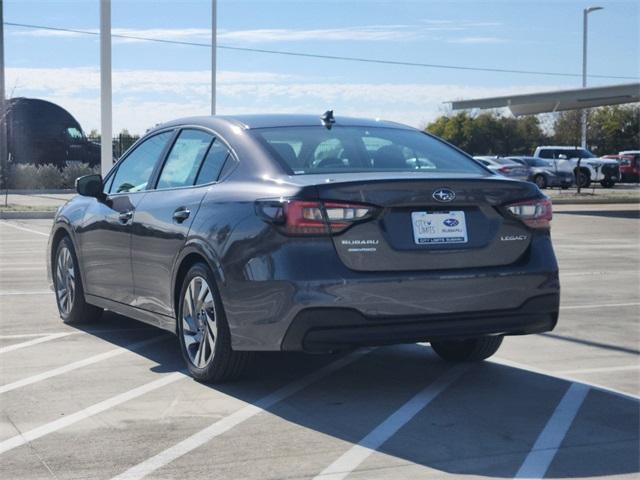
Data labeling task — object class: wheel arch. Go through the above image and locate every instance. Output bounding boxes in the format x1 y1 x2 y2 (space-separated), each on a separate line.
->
172 241 226 332
49 222 76 280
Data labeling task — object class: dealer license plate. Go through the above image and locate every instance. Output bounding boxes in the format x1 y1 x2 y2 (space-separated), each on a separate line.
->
411 211 468 245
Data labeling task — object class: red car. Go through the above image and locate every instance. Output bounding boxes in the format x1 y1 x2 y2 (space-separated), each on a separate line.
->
603 152 640 183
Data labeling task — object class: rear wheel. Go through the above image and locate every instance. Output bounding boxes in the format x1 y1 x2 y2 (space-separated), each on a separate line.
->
600 179 615 188
534 174 547 189
177 263 252 383
575 168 591 188
53 237 103 324
430 336 503 362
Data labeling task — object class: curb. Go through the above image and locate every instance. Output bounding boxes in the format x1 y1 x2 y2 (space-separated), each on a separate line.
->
0 211 56 219
550 198 640 205
3 189 75 195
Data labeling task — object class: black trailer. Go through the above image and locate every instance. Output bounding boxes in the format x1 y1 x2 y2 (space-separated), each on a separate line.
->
7 97 100 168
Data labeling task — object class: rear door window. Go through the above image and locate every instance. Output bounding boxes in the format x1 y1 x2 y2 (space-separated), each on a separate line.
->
156 129 213 189
195 140 232 185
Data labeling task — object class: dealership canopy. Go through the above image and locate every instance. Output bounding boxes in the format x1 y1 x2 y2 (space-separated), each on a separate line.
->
448 82 640 116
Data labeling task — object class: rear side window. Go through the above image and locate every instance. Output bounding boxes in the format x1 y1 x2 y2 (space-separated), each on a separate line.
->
195 140 232 185
156 130 213 189
110 131 173 193
252 126 486 175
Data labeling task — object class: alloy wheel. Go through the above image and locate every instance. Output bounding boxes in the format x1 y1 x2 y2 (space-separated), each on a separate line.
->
55 246 75 315
182 276 217 368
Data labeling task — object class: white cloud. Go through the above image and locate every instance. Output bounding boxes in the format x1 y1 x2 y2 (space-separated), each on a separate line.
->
8 22 504 44
217 25 418 42
5 66 553 134
448 36 506 44
9 25 420 43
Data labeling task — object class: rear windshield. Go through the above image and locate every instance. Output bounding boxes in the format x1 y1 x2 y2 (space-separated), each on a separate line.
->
251 126 486 175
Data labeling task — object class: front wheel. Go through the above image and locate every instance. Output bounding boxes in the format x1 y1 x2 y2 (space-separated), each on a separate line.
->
431 336 503 362
534 174 547 189
575 169 591 188
177 263 252 383
600 180 615 188
53 237 103 324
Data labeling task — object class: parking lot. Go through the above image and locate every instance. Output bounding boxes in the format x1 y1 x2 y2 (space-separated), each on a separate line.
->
0 205 638 480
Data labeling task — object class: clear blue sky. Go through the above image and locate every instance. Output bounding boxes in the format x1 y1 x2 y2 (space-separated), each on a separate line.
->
4 0 639 133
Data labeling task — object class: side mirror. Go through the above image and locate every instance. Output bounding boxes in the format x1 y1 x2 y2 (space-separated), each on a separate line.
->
76 174 105 199
557 154 568 160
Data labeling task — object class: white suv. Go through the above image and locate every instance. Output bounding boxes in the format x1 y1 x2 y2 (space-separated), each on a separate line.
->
533 146 620 188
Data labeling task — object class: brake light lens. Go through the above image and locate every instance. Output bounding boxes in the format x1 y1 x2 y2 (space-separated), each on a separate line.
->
257 200 377 235
506 198 553 229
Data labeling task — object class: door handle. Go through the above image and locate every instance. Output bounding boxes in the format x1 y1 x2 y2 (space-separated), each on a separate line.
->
173 208 191 223
118 211 133 223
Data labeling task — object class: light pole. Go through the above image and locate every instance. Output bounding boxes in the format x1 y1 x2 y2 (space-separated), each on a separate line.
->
581 5 603 149
0 0 7 190
100 0 112 177
211 0 217 115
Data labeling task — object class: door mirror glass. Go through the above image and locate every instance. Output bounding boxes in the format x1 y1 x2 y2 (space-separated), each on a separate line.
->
76 174 104 198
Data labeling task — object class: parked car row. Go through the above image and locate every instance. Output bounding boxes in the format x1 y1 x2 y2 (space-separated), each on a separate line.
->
602 150 640 183
473 145 635 189
473 155 573 189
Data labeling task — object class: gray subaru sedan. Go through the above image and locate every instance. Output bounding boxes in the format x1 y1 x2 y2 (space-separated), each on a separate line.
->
47 112 559 382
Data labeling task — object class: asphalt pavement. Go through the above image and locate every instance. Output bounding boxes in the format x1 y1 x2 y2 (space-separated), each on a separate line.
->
0 205 638 480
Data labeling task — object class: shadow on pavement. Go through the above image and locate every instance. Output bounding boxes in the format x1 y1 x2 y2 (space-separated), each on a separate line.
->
76 311 640 479
540 332 640 355
556 209 640 219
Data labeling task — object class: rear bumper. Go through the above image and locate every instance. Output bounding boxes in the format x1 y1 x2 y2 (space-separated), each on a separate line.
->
222 231 559 352
282 294 559 352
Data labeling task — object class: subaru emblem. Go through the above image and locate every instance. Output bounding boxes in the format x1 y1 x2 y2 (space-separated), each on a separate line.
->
433 188 456 202
443 218 459 227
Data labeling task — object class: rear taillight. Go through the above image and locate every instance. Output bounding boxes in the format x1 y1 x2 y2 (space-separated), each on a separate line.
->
498 166 512 174
257 200 377 235
506 198 552 229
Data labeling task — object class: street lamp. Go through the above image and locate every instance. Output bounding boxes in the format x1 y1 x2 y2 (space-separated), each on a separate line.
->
581 5 603 149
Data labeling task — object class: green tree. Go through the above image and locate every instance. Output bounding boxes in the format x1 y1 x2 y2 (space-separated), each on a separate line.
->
426 112 547 156
552 110 582 147
587 105 639 154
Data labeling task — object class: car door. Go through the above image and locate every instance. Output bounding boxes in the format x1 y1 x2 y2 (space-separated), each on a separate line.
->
130 128 233 317
76 130 175 304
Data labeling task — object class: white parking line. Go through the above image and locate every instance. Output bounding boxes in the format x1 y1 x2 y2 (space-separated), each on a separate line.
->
313 365 468 480
558 364 640 375
111 348 373 480
0 221 50 237
560 302 640 310
0 333 66 339
0 291 53 296
0 372 186 455
0 336 167 394
491 357 639 402
514 383 590 478
0 328 155 340
0 332 73 354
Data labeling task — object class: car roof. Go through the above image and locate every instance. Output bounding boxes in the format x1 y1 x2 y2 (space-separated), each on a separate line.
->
536 146 585 150
620 150 640 154
153 114 415 132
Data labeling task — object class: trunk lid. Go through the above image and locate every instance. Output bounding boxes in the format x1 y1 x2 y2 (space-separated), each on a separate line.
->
310 174 539 272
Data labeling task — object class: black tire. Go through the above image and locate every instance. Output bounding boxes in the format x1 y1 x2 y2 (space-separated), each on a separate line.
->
177 262 252 383
53 236 103 324
430 336 503 362
534 174 547 189
600 180 615 188
575 169 591 188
